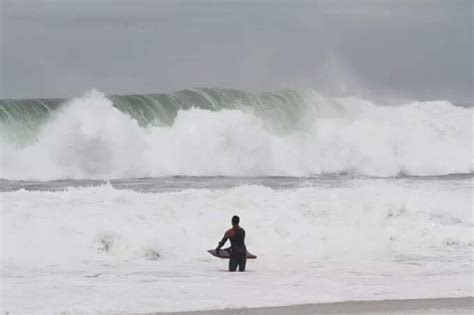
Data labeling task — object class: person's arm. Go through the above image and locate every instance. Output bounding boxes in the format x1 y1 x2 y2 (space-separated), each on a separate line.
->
216 235 227 252
216 231 230 253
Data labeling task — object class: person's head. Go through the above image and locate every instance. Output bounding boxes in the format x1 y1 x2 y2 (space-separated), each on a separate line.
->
231 215 240 226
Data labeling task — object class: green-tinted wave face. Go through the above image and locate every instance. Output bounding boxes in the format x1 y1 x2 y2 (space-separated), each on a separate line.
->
0 98 65 144
0 88 325 145
109 88 322 130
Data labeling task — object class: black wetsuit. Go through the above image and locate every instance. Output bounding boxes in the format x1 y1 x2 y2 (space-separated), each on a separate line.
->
216 226 247 272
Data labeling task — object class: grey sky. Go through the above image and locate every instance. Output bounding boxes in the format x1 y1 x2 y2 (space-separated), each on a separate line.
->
1 0 472 103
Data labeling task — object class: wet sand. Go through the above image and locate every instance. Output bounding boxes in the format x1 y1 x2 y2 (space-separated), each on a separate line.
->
139 297 473 315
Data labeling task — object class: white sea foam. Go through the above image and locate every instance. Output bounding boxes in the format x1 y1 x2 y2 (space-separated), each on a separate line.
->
2 180 471 266
1 90 472 180
1 180 472 313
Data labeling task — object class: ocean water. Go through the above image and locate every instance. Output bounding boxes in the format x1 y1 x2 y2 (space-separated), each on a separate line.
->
1 89 473 313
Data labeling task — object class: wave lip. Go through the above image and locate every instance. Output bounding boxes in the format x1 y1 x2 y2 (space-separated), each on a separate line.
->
1 89 472 180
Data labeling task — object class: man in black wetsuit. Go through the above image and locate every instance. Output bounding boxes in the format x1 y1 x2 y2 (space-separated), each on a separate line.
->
216 215 247 272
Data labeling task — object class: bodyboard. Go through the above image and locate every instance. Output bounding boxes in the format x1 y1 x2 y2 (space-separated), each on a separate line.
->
208 248 257 259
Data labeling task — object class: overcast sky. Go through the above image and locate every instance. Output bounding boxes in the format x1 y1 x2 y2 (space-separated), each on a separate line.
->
1 0 472 103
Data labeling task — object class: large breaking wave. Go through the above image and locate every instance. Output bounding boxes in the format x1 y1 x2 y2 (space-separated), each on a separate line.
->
0 88 472 180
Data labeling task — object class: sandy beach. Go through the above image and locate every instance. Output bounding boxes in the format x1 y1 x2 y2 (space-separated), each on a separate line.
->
140 297 473 315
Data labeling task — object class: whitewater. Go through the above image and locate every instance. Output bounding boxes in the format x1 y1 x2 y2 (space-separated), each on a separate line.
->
1 88 473 313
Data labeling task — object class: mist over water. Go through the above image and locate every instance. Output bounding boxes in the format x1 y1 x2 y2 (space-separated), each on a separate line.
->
2 1 472 104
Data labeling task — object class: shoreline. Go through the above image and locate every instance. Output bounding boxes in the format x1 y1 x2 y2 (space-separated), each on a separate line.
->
137 297 474 315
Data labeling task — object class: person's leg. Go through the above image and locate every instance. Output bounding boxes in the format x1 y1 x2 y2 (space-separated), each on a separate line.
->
229 256 238 272
238 256 247 272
